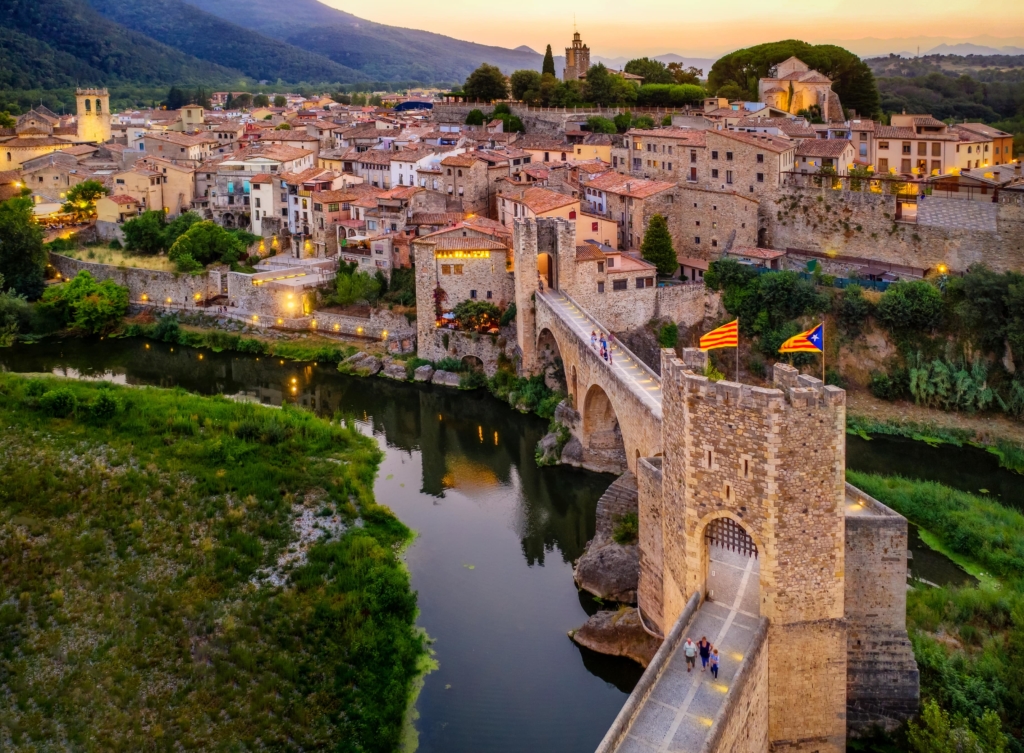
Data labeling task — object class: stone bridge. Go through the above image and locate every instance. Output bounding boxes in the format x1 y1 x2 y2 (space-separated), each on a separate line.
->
534 289 663 473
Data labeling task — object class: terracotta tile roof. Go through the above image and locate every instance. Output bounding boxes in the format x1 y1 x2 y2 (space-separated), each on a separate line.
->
628 128 707 146
956 122 1011 139
517 135 571 150
234 144 313 162
874 125 916 139
955 128 990 143
512 186 578 214
849 120 877 132
146 131 217 147
708 129 794 153
441 154 482 167
607 253 656 273
311 188 357 202
356 150 395 166
575 244 606 262
279 166 331 185
0 136 76 148
795 139 853 158
409 212 464 225
62 144 99 156
250 173 274 184
418 236 509 252
108 194 137 205
584 172 676 198
379 186 420 200
913 116 947 128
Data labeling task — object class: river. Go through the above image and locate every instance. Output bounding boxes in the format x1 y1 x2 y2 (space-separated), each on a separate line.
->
4 338 1017 750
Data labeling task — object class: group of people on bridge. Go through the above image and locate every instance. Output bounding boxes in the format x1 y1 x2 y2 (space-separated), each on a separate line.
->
590 330 615 364
682 636 720 679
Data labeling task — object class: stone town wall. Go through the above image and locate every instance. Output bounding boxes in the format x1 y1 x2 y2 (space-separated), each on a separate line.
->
637 457 665 634
763 186 1024 274
656 352 848 752
418 327 513 375
653 283 709 327
706 618 770 753
50 254 216 305
844 485 920 732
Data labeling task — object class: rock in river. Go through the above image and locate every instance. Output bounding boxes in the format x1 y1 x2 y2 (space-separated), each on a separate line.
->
571 607 661 667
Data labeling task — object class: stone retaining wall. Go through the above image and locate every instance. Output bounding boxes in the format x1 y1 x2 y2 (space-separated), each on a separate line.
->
418 326 515 375
50 253 216 305
654 283 712 328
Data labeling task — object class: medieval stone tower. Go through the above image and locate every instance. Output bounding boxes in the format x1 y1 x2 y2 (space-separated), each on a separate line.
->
564 30 591 81
75 88 111 144
639 349 850 751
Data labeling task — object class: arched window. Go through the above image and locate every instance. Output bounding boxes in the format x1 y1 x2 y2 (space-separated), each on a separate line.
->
84 99 91 112
95 99 102 113
457 169 463 177
446 168 451 176
568 210 577 220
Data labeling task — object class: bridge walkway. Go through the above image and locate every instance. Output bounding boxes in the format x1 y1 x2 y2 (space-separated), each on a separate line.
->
613 546 762 752
538 289 663 418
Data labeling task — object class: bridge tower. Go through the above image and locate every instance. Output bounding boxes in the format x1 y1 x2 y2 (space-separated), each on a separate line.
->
640 349 848 752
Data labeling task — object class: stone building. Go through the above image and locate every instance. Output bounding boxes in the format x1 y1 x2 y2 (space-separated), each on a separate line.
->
758 56 844 122
564 30 591 81
703 129 796 197
75 88 112 144
581 172 678 251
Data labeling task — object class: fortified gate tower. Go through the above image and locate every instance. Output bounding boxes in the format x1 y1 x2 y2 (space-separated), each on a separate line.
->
638 349 849 751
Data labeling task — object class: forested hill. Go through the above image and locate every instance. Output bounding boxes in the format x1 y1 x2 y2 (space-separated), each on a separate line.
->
184 0 545 83
3 0 238 89
866 54 1024 134
87 0 365 84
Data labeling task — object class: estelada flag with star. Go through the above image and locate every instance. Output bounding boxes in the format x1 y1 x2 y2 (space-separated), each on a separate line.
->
779 323 824 353
699 319 739 351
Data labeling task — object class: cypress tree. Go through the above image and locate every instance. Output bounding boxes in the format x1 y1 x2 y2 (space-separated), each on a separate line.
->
640 214 677 277
542 45 556 77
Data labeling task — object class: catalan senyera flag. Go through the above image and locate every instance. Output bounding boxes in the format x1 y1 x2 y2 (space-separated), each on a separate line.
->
699 319 739 351
779 323 824 354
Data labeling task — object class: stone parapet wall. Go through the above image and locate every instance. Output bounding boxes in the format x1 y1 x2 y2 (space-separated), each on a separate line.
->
844 484 919 732
636 457 665 635
419 327 513 376
50 253 215 305
763 186 1024 274
705 617 770 753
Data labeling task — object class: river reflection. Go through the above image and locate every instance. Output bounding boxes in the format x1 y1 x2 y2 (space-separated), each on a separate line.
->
1 339 639 753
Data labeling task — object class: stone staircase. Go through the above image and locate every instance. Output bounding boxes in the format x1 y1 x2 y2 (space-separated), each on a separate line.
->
595 472 639 538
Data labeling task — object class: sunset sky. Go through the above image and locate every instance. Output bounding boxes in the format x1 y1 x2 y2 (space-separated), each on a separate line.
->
321 0 1024 58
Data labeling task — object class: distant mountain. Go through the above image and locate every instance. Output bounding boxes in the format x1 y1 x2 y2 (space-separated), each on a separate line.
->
515 46 540 55
3 0 237 89
924 43 1024 56
183 0 547 82
87 0 365 83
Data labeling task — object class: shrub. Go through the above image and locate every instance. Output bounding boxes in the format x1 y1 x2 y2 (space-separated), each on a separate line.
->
452 300 501 331
88 391 119 421
38 271 129 334
434 357 464 372
122 210 167 255
869 367 910 401
333 270 381 307
835 284 872 336
168 221 248 270
657 321 678 348
152 315 182 343
876 280 943 334
237 338 267 355
500 302 517 327
640 214 677 276
465 108 485 125
612 513 639 545
39 388 77 417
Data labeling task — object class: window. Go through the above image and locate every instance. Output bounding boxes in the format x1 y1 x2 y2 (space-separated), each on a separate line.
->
281 208 287 217
667 163 672 170
592 221 599 232
569 210 577 220
612 279 628 291
756 153 764 163
878 141 889 150
636 277 653 288
598 281 605 293
607 257 614 268
932 142 941 157
486 291 492 299
901 159 911 172
695 220 700 227
711 239 718 247
690 150 697 163
726 151 733 161
446 168 451 175
457 169 463 177
313 203 322 212
918 142 927 156
711 169 719 178
689 167 697 182
470 290 477 299
902 142 912 155
711 150 718 160
726 170 733 184
756 173 764 182
441 264 451 274
694 236 700 244
859 132 867 141
255 198 261 208
878 158 889 172
454 265 463 274
597 262 604 272
931 160 941 173
328 203 339 212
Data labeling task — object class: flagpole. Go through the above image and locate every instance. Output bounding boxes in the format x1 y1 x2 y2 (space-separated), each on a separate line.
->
821 322 825 383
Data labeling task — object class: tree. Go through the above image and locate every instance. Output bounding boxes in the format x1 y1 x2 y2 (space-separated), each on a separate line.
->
163 211 203 248
876 280 944 333
332 93 351 105
273 95 287 108
193 87 211 109
122 211 167 255
228 93 252 110
586 116 617 134
39 270 129 334
707 40 879 117
274 123 292 130
168 221 247 270
62 180 108 220
369 94 383 107
463 64 508 103
640 214 677 277
0 111 15 129
624 57 674 85
0 196 45 299
166 86 189 109
510 70 542 101
614 111 633 133
465 109 485 126
667 63 703 85
633 114 655 129
584 64 615 106
335 270 381 306
452 300 501 331
543 45 556 77
252 94 270 107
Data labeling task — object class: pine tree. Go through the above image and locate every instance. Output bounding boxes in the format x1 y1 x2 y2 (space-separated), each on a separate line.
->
640 214 677 277
542 45 556 77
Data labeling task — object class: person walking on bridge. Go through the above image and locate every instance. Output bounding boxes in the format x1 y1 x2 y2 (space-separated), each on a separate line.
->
591 330 598 350
709 648 720 679
683 638 697 672
698 636 712 672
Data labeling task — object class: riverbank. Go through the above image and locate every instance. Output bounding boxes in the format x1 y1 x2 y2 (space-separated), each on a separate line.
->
0 374 425 751
848 471 1024 750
